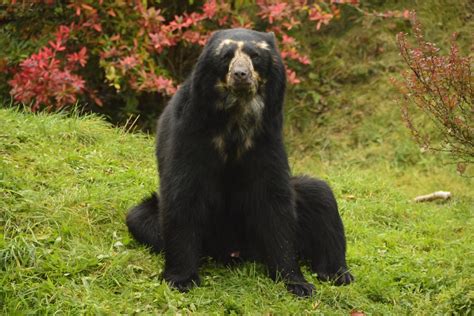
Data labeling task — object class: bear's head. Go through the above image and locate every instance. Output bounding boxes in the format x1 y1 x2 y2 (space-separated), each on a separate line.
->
192 29 286 110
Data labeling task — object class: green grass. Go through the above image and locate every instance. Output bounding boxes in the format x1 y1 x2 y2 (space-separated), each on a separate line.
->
1 107 472 314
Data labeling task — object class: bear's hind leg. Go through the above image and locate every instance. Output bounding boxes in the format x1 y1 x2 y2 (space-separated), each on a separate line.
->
126 193 163 253
292 176 354 285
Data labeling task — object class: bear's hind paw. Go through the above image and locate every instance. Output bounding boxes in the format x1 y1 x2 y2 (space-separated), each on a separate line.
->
164 272 201 292
286 281 316 297
317 268 354 286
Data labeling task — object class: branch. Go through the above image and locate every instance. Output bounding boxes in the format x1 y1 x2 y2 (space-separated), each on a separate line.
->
414 191 452 202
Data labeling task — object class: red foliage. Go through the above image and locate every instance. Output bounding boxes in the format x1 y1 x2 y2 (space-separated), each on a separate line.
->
8 26 89 111
8 0 362 109
257 1 290 24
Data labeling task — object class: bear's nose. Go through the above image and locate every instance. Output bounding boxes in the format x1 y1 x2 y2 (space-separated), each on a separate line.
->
233 67 249 81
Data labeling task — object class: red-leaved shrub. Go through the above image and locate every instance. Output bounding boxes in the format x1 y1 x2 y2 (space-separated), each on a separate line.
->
6 0 359 112
8 25 93 110
393 12 473 172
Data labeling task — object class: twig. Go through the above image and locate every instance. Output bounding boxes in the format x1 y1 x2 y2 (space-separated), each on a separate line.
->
414 191 452 202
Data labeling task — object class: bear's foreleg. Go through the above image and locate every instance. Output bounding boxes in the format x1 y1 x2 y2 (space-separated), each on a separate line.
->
233 152 315 297
159 163 223 292
247 186 315 296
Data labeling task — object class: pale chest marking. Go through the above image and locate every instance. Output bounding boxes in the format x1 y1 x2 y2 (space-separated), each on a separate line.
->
212 95 264 161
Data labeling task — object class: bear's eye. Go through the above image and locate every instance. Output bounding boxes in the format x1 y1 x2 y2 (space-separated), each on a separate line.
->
249 52 261 62
222 50 234 61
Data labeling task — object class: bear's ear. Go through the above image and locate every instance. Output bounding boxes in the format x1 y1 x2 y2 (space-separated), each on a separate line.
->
265 31 277 46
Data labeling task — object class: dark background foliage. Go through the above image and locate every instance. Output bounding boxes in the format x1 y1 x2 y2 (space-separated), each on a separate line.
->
0 0 402 130
0 0 472 165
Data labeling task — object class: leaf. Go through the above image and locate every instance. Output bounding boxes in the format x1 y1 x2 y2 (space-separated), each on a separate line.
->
81 3 95 12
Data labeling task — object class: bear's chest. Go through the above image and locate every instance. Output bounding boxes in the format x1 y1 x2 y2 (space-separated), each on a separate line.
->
212 96 264 161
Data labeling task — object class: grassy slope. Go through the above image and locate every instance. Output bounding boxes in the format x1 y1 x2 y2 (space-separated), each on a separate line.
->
1 0 473 314
1 108 472 315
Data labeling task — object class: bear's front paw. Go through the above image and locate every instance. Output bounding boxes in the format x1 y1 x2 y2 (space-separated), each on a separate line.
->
163 272 201 292
286 281 315 297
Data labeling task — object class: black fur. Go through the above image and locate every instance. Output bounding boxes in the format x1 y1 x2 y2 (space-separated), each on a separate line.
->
126 29 352 296
291 176 353 286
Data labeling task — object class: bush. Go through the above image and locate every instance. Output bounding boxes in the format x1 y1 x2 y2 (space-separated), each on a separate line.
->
393 12 473 173
2 0 359 127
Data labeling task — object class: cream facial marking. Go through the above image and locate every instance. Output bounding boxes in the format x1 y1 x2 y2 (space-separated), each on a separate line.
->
225 44 261 96
215 39 270 55
215 39 244 55
227 48 253 81
252 40 270 50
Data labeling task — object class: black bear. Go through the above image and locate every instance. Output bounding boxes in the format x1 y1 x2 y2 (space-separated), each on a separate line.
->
126 29 353 297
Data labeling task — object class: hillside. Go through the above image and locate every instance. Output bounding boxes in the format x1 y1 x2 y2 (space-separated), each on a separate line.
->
1 107 472 314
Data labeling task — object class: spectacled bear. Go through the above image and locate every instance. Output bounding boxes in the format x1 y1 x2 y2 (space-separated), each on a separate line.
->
126 29 353 297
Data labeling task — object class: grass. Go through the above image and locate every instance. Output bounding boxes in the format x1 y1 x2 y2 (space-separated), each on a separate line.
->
1 0 473 314
0 107 472 314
